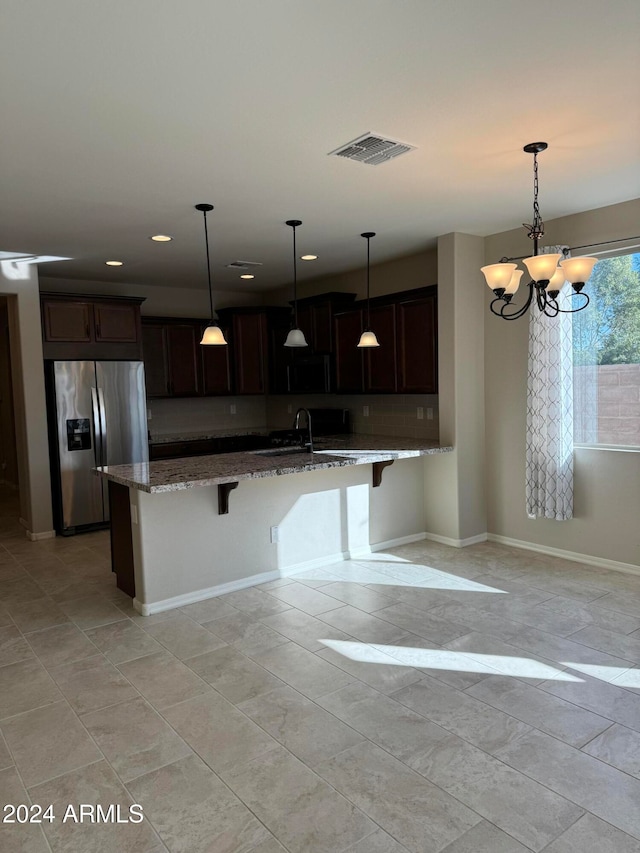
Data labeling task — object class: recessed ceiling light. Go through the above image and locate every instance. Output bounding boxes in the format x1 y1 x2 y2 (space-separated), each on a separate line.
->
150 235 173 242
240 274 255 280
301 254 318 261
105 260 123 266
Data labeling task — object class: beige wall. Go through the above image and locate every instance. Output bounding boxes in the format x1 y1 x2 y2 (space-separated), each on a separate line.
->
484 198 640 567
422 233 486 545
39 276 263 317
0 263 53 536
264 247 438 305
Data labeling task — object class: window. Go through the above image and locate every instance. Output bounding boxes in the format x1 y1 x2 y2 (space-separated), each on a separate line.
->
573 250 640 448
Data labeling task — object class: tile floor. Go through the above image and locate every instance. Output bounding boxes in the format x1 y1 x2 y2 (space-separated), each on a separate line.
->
1 487 640 851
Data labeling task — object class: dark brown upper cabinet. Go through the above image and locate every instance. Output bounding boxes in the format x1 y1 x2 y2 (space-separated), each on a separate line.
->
334 309 365 393
41 294 144 360
200 322 233 396
365 303 398 393
295 292 357 355
333 286 437 395
93 302 140 343
141 325 169 397
397 291 438 393
166 325 200 396
231 311 268 395
142 318 231 398
43 299 92 342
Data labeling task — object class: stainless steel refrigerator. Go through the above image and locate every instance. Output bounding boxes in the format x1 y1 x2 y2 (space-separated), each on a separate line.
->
48 361 148 534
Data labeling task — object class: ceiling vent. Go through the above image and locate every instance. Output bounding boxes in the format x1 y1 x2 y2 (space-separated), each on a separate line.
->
225 260 263 270
329 132 416 166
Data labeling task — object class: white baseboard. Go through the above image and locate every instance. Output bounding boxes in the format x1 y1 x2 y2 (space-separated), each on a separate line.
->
373 532 428 551
280 551 350 575
487 533 640 577
135 550 353 615
134 568 283 615
26 529 56 541
423 531 488 549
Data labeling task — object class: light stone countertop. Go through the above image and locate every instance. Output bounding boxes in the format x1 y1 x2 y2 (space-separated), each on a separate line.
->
97 434 452 493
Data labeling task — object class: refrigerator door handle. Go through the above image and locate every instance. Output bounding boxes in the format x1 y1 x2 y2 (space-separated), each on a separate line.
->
97 387 108 466
91 387 102 466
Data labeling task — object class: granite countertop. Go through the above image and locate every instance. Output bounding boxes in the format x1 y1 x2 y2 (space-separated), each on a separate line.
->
149 427 271 445
96 434 452 493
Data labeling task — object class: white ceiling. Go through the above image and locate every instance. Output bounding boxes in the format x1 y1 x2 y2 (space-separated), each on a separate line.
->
1 0 639 292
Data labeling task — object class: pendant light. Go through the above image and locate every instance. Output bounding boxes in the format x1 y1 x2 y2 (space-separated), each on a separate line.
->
284 220 308 347
357 231 380 347
195 203 227 345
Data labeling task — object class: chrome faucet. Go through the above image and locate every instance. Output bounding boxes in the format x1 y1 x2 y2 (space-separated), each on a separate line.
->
293 407 314 452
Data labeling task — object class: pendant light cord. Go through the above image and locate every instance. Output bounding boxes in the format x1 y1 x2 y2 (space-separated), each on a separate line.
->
366 236 371 329
292 223 298 327
361 231 375 329
202 209 215 322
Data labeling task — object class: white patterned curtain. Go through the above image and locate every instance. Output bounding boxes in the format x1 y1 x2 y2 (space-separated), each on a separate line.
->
526 246 574 520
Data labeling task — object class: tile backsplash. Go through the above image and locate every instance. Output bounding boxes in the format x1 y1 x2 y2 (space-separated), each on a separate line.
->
266 394 439 439
147 393 439 440
147 396 267 437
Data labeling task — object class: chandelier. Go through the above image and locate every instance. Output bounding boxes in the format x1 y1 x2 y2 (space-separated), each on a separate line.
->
481 143 597 321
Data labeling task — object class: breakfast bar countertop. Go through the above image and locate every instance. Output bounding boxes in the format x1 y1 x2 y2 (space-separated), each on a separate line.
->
97 434 452 493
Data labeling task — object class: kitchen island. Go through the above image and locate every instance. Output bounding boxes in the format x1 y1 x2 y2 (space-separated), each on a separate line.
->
97 435 452 615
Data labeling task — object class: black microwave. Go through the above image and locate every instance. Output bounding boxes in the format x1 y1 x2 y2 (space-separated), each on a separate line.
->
288 354 331 393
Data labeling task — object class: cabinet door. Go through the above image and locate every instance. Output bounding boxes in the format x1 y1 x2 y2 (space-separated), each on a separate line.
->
94 303 139 343
366 303 397 393
201 326 233 395
43 300 92 342
167 325 199 396
296 304 313 351
141 326 169 397
233 313 267 394
269 322 293 394
334 310 364 393
397 295 438 393
312 302 332 353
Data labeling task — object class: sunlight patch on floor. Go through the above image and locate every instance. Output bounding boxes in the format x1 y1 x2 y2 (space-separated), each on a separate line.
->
321 639 583 682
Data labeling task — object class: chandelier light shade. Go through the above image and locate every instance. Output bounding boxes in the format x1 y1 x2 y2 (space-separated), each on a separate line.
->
357 231 380 348
284 220 308 348
482 143 599 320
480 262 517 293
505 269 524 295
195 203 227 346
560 256 598 289
522 252 562 285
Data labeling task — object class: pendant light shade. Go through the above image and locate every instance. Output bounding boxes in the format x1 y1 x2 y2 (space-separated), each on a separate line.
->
284 327 308 347
200 324 227 345
195 203 227 346
357 330 380 348
357 232 380 348
284 220 308 348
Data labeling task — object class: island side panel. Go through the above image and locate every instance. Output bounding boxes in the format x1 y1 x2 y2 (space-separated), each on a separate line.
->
131 458 426 615
108 480 136 597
